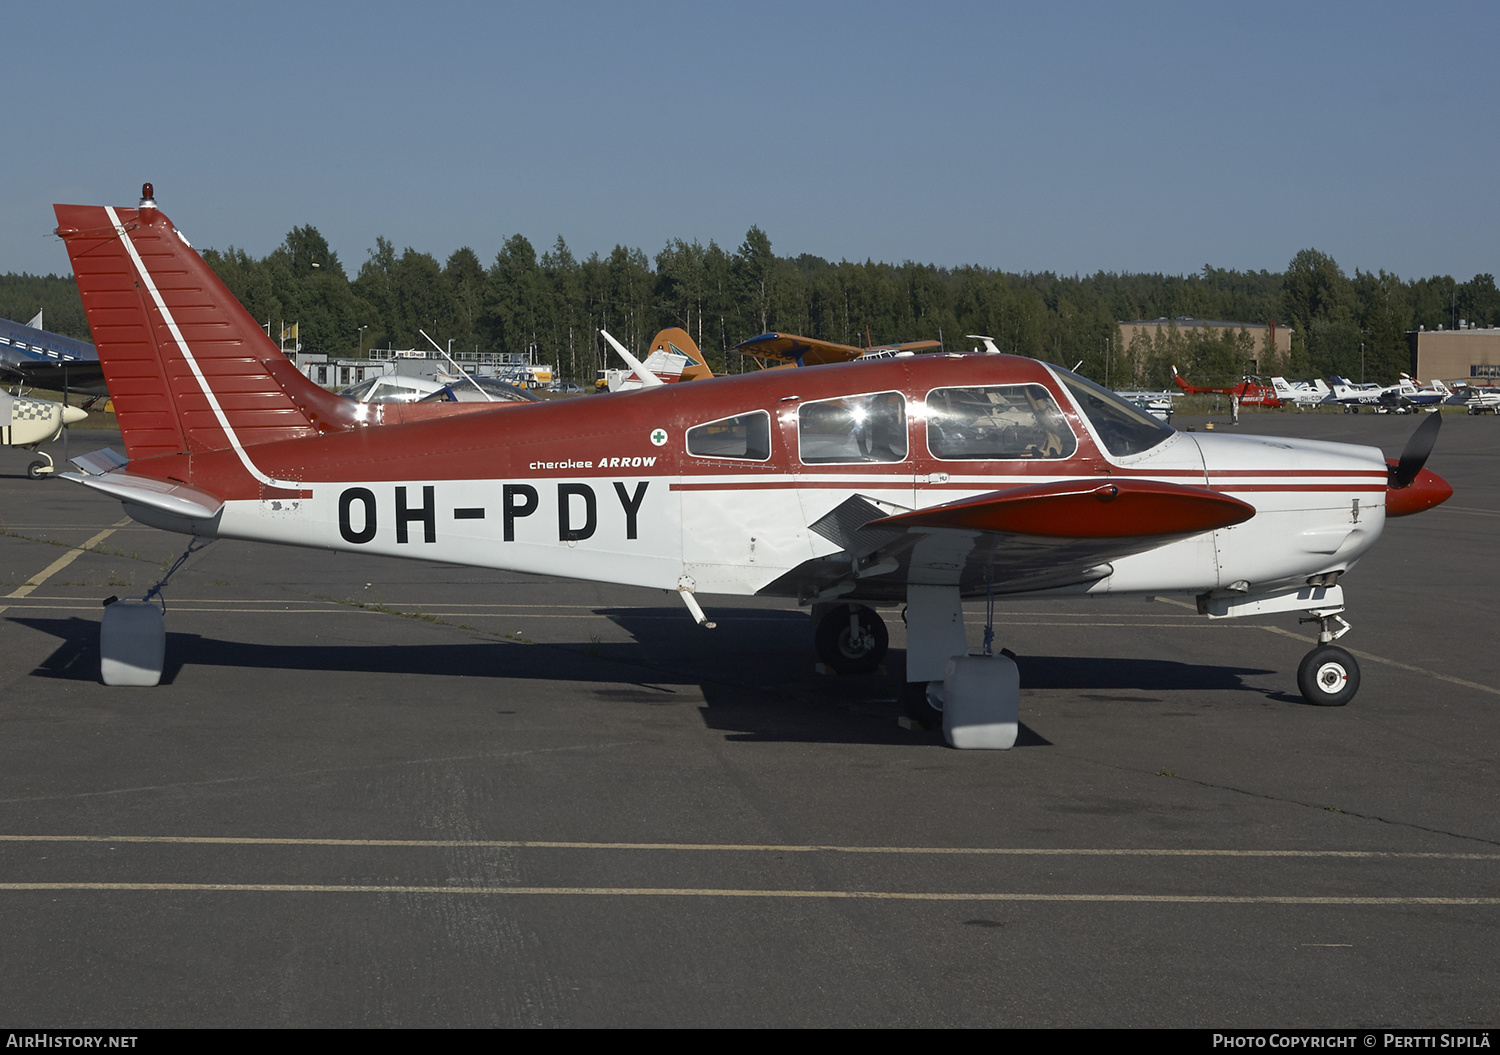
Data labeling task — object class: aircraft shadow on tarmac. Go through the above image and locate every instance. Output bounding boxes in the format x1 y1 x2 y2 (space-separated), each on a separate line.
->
13 610 1284 745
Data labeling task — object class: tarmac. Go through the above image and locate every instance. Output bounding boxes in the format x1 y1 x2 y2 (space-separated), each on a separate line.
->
1 410 1497 1027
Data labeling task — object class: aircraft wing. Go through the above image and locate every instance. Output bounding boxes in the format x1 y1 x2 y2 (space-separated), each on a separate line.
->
731 332 941 368
757 480 1255 604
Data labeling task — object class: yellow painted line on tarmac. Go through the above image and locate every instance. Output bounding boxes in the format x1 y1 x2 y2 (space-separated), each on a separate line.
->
2 883 1496 905
1 835 1494 859
0 518 132 614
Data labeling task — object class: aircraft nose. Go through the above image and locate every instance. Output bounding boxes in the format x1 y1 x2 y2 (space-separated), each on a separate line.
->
1386 465 1452 517
62 405 89 425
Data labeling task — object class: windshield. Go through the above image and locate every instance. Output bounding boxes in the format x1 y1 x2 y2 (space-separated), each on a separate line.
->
926 384 1076 460
1052 365 1174 457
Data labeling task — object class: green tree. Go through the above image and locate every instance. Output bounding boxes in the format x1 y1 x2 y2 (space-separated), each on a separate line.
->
733 226 774 342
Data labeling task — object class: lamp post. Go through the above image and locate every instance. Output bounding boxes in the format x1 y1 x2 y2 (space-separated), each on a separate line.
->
357 325 368 357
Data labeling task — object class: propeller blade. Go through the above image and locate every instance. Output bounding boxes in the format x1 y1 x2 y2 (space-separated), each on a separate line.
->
1389 411 1442 489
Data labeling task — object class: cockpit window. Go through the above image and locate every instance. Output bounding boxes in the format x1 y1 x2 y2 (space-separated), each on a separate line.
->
925 384 1077 460
798 392 908 464
687 411 772 461
1053 365 1175 457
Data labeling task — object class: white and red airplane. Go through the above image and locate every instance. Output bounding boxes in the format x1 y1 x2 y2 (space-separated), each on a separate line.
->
1269 376 1332 409
52 188 1453 741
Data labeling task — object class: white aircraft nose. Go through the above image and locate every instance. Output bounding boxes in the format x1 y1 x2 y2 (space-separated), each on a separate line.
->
62 405 89 425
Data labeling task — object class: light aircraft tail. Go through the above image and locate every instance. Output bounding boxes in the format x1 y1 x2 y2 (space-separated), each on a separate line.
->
604 328 714 390
647 327 713 382
53 187 363 466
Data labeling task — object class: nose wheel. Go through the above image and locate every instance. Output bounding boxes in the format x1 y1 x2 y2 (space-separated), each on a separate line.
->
1297 645 1360 706
1296 607 1359 705
812 603 888 675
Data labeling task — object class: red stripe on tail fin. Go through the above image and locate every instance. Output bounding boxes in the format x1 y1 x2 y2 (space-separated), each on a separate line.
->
53 202 361 466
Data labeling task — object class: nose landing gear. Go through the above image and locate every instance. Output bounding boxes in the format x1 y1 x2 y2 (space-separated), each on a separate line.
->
1297 607 1360 706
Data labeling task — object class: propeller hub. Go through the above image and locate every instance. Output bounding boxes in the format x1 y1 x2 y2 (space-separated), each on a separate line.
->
1386 465 1453 517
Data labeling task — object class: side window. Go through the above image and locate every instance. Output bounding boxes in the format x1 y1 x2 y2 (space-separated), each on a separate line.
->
926 385 1077 460
687 411 771 461
798 392 908 464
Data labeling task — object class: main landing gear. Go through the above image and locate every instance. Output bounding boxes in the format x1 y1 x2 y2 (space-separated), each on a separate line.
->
26 451 57 479
811 603 889 675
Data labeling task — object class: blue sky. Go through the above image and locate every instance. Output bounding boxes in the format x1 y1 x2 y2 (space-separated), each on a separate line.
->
5 1 1496 281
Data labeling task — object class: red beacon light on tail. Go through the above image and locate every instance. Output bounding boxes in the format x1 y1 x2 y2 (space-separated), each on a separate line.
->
139 183 156 208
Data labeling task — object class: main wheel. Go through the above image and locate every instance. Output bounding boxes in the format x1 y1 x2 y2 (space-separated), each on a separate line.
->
1297 645 1360 706
26 459 48 479
813 604 888 675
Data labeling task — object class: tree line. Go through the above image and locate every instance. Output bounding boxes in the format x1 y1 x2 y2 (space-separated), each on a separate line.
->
4 231 1496 388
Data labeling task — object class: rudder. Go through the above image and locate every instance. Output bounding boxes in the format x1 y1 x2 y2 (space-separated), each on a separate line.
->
54 189 359 465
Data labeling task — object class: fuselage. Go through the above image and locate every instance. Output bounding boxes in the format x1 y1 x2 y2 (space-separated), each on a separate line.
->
122 354 1390 603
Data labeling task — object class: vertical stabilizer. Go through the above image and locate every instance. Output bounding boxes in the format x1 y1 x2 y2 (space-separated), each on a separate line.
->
53 193 360 466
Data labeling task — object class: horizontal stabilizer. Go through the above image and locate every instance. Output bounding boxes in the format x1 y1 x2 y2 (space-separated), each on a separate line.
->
60 469 224 520
869 479 1255 538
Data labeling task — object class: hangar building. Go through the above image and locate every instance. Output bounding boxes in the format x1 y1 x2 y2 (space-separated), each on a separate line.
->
1407 326 1500 383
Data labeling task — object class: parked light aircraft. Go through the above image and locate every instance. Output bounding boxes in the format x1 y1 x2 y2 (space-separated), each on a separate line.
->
1326 376 1440 413
1270 376 1332 409
599 328 714 391
1394 375 1451 411
53 190 1454 731
1 314 108 395
1111 390 1176 423
2 389 88 477
1326 376 1393 411
339 374 540 405
1457 385 1500 414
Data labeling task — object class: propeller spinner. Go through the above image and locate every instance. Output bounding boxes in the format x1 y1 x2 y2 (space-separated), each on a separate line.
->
1386 412 1452 517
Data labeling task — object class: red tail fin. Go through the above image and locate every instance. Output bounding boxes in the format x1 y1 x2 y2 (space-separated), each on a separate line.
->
53 197 360 464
